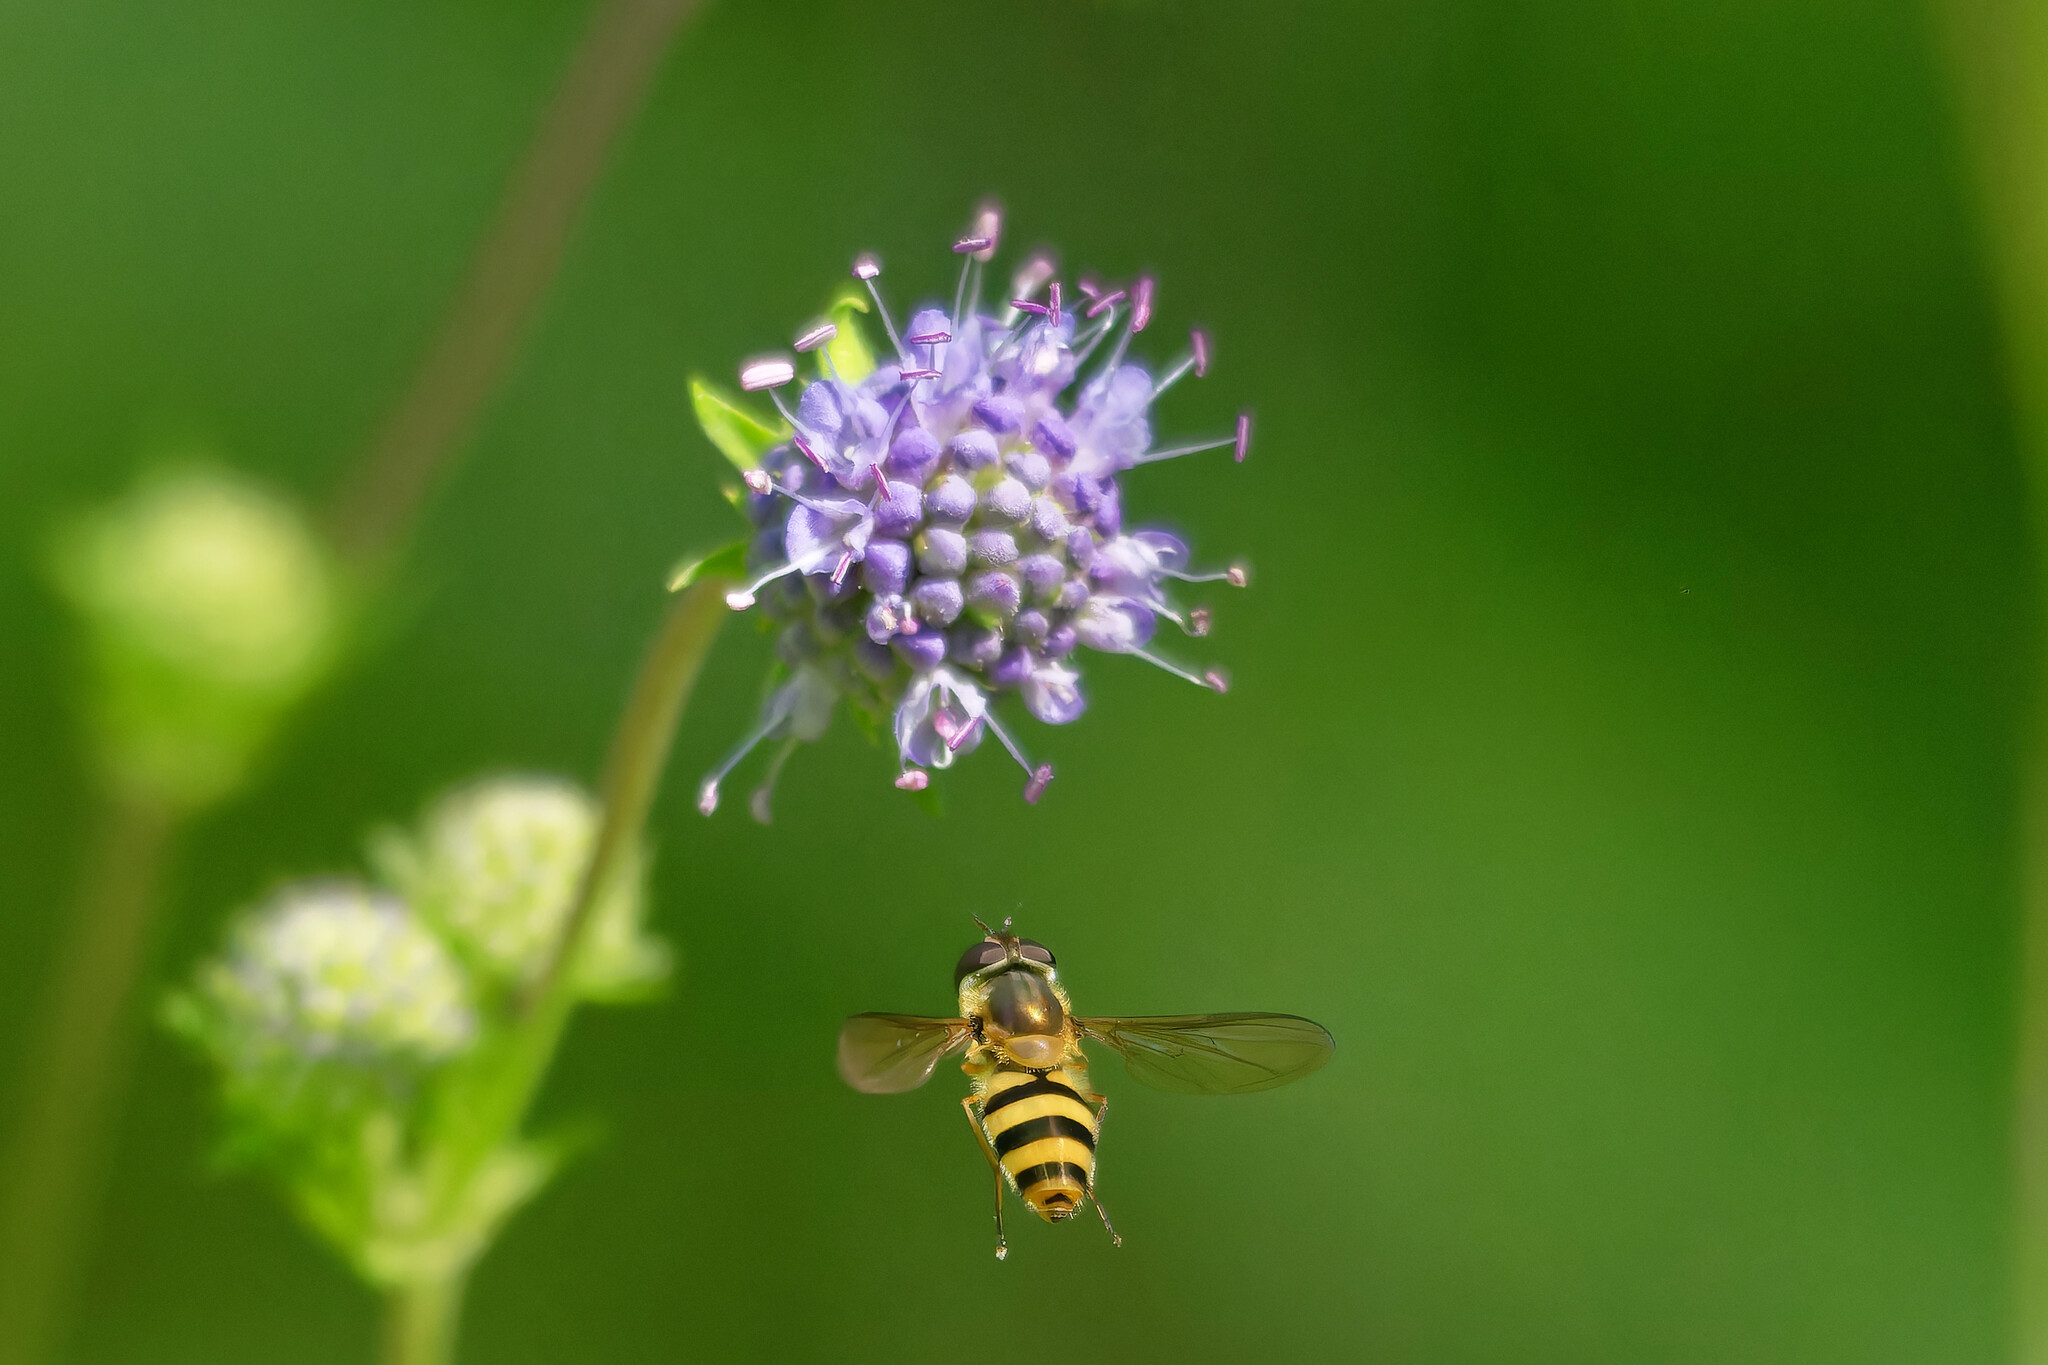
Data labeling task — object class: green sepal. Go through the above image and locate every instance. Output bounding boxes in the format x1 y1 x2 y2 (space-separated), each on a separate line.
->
665 540 748 594
688 378 787 473
821 288 877 384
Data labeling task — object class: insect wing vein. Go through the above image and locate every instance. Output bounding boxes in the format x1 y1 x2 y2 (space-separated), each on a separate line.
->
1076 1013 1335 1094
835 1013 973 1093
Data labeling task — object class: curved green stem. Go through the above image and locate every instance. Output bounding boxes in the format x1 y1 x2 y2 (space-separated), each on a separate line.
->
1930 1 2048 1360
392 574 732 1361
380 1270 469 1365
526 574 732 1012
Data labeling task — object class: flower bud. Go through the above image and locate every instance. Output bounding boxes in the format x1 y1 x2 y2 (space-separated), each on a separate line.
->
50 468 342 810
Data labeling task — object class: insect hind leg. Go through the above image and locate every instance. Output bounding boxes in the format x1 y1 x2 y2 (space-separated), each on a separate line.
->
960 1095 1009 1261
1079 1089 1123 1249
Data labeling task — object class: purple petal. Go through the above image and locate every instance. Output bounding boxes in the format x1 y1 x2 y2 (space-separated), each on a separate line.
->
973 395 1024 433
926 475 976 523
893 631 947 670
861 538 912 596
968 529 1019 568
916 527 968 576
1018 554 1066 600
872 481 924 538
886 428 941 482
1023 658 1086 724
910 577 964 625
1074 598 1156 653
948 429 999 471
989 646 1032 688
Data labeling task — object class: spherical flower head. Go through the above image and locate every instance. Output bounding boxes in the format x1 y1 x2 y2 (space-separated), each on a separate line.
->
49 466 343 810
172 882 474 1123
369 776 666 998
691 211 1251 816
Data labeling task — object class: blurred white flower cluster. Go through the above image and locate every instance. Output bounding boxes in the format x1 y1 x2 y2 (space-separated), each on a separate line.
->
371 777 667 996
197 883 474 1071
168 776 665 1281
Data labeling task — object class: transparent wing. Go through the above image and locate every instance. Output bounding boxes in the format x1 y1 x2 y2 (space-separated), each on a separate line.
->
1076 1013 1335 1095
835 1013 975 1094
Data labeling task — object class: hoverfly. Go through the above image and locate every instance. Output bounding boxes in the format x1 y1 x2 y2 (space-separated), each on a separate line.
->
836 918 1334 1258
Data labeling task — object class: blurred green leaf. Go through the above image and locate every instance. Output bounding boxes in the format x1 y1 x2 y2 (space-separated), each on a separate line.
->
665 539 747 594
821 287 876 383
687 378 787 473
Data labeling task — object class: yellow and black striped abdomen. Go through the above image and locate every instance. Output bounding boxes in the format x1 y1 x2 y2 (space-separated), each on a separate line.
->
979 1067 1098 1222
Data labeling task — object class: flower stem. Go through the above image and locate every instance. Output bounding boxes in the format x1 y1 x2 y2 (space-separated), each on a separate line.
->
380 1270 469 1365
526 575 732 1012
0 791 176 1365
396 574 733 1360
1930 2 2048 1359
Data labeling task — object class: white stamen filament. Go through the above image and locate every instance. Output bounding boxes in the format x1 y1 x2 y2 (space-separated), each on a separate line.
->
980 707 1035 772
1071 306 1120 369
748 737 800 825
698 687 800 814
1133 433 1239 466
1164 564 1248 587
952 250 975 341
1132 648 1226 692
861 276 911 365
726 546 835 609
1151 351 1198 399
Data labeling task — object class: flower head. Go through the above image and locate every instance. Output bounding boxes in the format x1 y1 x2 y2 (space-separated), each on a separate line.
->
694 209 1250 815
49 467 342 810
369 776 666 997
171 882 474 1122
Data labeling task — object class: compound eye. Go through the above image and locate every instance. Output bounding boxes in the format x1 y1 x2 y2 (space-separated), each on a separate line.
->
1018 939 1057 969
954 940 1007 984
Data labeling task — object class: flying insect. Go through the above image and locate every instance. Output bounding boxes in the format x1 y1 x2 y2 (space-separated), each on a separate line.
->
836 918 1335 1258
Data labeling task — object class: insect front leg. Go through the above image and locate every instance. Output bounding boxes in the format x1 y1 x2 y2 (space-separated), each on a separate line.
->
960 1095 1009 1261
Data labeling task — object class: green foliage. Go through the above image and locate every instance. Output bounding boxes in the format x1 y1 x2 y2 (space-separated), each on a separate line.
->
819 287 876 383
686 378 786 474
664 538 747 594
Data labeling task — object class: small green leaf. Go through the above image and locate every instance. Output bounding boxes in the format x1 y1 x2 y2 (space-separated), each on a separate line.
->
821 288 876 384
665 540 748 594
688 379 788 472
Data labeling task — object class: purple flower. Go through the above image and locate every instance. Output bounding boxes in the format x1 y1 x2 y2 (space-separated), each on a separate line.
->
696 210 1251 817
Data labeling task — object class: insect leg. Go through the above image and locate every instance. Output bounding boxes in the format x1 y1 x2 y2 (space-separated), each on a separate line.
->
1077 1089 1123 1249
960 1095 1009 1261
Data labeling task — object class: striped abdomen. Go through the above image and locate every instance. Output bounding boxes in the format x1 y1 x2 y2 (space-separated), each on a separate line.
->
980 1066 1098 1222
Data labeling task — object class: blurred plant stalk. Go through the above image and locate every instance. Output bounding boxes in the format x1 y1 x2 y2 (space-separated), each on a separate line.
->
0 470 343 1365
0 0 706 1359
326 0 709 567
1933 0 2048 1358
376 564 732 1365
0 796 173 1365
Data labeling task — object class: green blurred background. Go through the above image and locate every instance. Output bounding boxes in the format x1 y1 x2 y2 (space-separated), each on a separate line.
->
0 0 2026 1360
